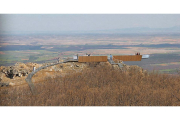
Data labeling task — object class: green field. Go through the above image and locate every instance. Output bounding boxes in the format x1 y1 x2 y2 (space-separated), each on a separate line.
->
0 50 63 66
159 69 178 74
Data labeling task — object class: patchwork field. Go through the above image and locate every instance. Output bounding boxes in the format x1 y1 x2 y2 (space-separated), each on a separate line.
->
1 33 180 73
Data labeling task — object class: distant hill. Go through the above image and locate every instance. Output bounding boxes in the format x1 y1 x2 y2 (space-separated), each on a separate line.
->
100 26 180 34
1 26 180 35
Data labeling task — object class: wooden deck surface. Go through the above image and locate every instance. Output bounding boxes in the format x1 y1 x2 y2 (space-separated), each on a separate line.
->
78 56 107 62
113 55 142 61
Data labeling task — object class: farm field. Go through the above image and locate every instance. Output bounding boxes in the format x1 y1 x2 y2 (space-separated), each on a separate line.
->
124 53 180 74
1 33 180 73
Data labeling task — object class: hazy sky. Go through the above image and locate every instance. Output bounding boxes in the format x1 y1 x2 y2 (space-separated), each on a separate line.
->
0 14 180 32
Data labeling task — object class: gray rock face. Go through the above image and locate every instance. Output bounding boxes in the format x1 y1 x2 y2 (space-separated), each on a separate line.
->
1 66 29 79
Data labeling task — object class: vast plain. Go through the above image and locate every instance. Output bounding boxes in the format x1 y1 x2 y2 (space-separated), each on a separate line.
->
1 33 180 73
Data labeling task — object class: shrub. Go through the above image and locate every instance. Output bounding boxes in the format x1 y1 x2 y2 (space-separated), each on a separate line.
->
1 64 180 106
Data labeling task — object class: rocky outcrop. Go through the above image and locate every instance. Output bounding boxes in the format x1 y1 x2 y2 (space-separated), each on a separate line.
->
1 66 29 79
111 59 148 77
0 62 40 80
0 72 3 82
0 60 148 90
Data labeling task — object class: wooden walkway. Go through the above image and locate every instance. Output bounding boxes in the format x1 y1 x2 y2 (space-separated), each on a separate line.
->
25 60 70 95
65 58 78 62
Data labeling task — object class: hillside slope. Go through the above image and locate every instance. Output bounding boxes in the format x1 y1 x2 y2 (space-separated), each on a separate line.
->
1 62 180 106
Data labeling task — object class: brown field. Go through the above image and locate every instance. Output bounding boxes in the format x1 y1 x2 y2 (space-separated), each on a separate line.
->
0 51 5 54
21 58 29 60
170 62 180 65
150 62 180 70
82 48 180 56
159 64 168 66
1 34 180 61
1 63 180 106
1 34 180 46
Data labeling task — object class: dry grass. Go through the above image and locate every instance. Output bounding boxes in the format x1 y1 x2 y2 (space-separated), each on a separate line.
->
1 63 180 106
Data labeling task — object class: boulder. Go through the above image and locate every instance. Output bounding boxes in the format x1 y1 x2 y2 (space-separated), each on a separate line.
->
0 72 3 82
9 82 15 86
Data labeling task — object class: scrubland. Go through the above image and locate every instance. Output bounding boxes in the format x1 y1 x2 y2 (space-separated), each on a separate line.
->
1 63 180 106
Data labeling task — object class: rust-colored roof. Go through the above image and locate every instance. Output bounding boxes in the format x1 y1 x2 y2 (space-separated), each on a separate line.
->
78 56 107 62
113 55 142 61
